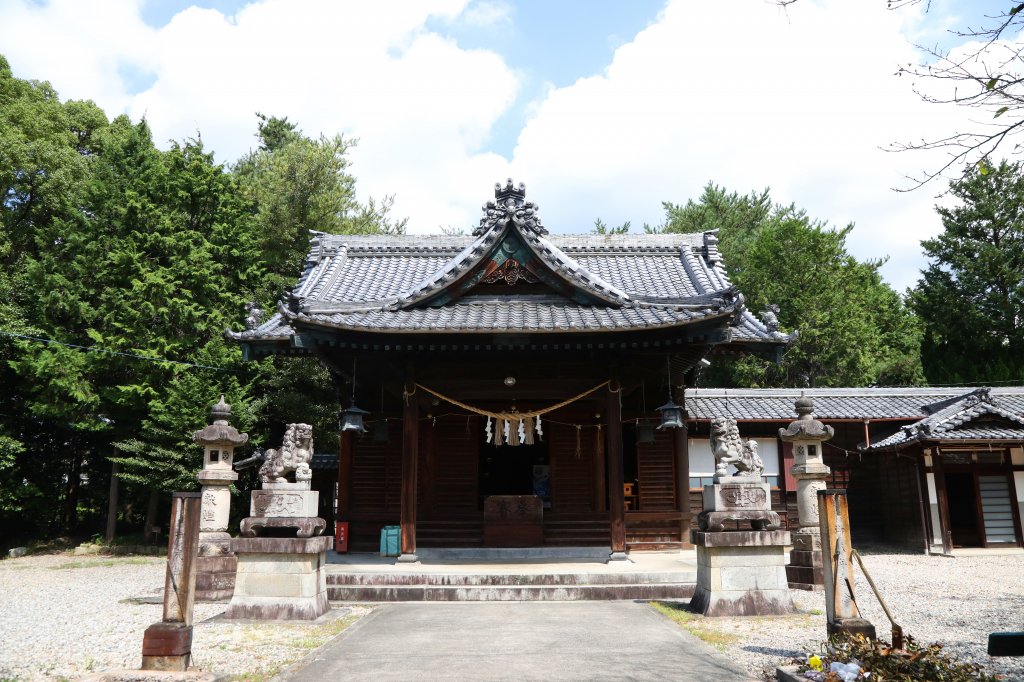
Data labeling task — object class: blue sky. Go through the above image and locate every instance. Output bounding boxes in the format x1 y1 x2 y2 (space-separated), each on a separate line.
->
1 0 1015 290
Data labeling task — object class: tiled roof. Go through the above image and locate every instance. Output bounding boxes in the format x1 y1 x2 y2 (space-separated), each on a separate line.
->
862 388 1024 450
685 387 1024 421
228 182 790 345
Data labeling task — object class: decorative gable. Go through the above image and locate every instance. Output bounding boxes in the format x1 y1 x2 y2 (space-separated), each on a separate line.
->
392 180 630 310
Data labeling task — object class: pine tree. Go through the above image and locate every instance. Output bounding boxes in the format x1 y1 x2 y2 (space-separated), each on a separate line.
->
911 161 1024 384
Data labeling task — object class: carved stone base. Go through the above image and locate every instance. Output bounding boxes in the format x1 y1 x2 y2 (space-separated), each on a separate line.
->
690 529 796 617
250 489 319 517
702 482 771 512
240 516 326 538
225 536 331 620
697 510 782 532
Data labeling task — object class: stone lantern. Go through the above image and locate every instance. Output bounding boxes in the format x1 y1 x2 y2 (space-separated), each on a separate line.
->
192 396 249 601
778 393 834 590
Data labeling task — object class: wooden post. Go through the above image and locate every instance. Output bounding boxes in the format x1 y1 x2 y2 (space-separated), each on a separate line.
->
593 424 607 513
933 455 954 555
673 425 690 544
337 431 353 519
606 382 627 560
141 492 201 671
399 380 419 562
819 488 876 639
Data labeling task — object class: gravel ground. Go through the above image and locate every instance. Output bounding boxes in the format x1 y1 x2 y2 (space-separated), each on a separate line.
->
1 550 1022 681
0 553 371 681
686 551 1024 680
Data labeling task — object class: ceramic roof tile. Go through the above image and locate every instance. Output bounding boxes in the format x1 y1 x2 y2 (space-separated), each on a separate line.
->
228 184 789 344
686 387 1024 421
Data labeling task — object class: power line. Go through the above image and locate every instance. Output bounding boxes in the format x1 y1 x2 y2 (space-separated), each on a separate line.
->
0 330 239 373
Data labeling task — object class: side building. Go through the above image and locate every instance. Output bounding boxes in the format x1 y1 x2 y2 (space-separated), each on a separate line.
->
685 387 1024 552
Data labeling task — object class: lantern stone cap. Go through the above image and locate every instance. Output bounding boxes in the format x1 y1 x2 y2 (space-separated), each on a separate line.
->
778 392 834 442
193 395 250 447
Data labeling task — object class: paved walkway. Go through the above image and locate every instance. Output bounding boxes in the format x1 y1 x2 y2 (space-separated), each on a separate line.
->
281 601 753 681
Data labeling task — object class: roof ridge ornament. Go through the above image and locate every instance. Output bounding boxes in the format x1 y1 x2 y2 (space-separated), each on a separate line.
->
473 178 549 237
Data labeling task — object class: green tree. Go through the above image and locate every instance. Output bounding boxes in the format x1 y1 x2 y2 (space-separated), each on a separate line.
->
910 161 1024 384
662 184 924 387
234 116 407 300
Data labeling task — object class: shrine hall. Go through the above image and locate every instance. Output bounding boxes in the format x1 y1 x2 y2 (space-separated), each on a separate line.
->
229 180 790 560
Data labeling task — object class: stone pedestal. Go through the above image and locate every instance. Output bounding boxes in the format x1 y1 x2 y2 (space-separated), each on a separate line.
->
786 529 824 591
698 480 782 531
240 486 325 538
690 530 797 616
195 535 236 601
225 536 331 620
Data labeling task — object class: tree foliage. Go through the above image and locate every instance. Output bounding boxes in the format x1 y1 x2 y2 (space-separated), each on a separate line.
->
911 161 1024 384
662 184 924 388
0 55 403 545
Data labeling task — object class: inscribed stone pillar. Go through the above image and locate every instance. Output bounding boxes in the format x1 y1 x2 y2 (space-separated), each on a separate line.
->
779 394 833 590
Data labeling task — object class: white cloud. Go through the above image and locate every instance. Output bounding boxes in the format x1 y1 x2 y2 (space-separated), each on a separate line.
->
503 0 984 290
0 0 518 231
458 0 512 28
0 0 1009 289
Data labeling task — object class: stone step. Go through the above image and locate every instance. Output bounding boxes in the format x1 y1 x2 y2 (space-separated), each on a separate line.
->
415 546 611 561
326 582 695 602
326 571 696 586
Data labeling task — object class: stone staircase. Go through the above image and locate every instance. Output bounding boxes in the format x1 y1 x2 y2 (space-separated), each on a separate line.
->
325 548 696 602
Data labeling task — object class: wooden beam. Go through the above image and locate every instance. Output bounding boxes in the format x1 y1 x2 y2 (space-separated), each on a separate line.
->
399 379 419 561
606 381 627 558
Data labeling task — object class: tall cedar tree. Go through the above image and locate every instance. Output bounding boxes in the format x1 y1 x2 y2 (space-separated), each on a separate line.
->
911 161 1024 384
661 184 924 388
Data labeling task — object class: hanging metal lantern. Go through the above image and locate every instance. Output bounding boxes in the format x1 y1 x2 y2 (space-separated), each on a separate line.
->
341 404 370 433
636 421 656 444
656 400 684 430
372 419 390 443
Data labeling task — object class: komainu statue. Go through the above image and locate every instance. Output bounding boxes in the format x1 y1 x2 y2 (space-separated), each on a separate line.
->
259 423 314 485
710 417 765 479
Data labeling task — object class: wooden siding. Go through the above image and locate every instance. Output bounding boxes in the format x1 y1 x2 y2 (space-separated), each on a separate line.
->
421 416 480 516
637 431 676 511
549 422 596 512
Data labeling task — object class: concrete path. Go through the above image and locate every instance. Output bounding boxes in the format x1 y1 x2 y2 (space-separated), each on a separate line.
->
281 601 753 681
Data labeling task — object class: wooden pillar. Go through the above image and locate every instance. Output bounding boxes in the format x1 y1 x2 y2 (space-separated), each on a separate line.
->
593 423 607 513
399 380 419 562
336 431 353 519
933 453 953 555
673 425 691 545
606 382 627 559
911 452 931 554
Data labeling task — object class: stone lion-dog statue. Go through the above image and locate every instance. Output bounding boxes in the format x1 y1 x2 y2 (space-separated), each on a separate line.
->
259 423 314 485
710 417 765 479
